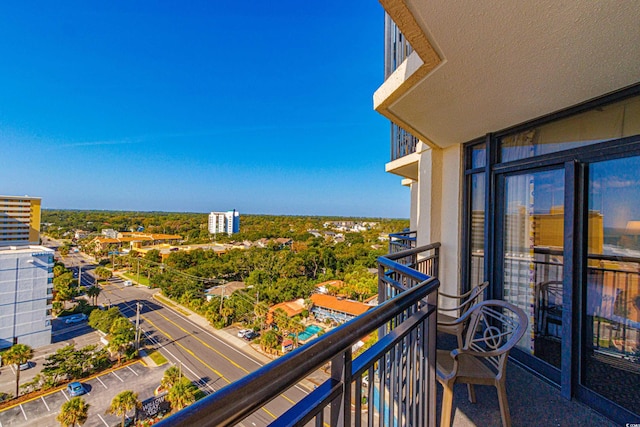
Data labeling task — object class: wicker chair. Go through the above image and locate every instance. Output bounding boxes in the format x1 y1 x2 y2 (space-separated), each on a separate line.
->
438 281 489 347
437 300 528 427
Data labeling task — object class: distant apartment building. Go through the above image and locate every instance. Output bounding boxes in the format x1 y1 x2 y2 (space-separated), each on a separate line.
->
0 195 52 349
208 210 240 236
0 196 41 247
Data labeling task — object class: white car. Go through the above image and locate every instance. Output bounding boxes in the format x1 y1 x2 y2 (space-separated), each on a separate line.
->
237 329 252 338
65 313 88 324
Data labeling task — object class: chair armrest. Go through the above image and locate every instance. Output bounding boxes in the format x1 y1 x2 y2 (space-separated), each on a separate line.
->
451 347 508 359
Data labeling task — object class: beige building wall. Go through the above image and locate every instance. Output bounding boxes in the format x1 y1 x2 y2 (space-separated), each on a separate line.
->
409 143 462 299
0 196 41 246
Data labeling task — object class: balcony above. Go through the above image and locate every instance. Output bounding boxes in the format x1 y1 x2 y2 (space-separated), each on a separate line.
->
374 0 640 148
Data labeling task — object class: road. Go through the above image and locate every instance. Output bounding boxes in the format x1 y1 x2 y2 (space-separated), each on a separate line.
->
97 280 312 426
48 240 314 426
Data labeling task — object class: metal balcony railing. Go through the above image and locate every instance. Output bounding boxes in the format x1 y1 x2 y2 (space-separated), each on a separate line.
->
388 230 417 254
390 123 420 162
155 243 441 427
384 14 420 162
384 13 413 79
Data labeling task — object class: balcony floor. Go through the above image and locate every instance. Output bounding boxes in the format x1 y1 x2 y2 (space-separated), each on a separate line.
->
435 333 616 427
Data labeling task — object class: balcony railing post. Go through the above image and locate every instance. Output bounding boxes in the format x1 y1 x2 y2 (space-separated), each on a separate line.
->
329 348 352 426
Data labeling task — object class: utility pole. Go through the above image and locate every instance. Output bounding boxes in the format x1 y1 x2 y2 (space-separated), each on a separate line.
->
135 301 142 351
137 258 140 284
219 285 225 314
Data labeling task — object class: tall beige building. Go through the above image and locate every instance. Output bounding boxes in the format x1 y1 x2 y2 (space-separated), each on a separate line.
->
0 196 41 246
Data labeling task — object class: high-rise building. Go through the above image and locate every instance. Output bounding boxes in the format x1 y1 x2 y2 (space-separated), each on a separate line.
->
375 3 638 423
0 195 41 247
0 246 54 349
208 210 240 236
0 195 52 348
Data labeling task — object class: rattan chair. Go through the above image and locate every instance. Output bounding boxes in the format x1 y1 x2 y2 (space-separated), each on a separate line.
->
438 281 489 347
437 300 528 427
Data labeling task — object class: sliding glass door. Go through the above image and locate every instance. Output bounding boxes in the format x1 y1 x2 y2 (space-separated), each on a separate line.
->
500 168 565 375
583 156 640 416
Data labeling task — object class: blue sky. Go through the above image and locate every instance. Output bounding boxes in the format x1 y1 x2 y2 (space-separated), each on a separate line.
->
0 1 409 218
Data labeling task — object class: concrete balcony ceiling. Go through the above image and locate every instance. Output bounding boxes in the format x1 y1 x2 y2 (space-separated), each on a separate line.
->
374 0 640 148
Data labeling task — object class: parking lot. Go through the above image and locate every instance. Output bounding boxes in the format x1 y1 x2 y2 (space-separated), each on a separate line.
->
0 361 165 427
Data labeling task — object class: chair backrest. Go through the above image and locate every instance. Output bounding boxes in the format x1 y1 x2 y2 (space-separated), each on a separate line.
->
462 300 528 375
538 280 563 308
458 280 490 315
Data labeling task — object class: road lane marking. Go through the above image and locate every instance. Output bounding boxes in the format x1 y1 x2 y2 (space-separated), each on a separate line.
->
97 376 108 389
97 414 110 426
143 329 216 394
127 365 139 376
19 404 27 420
111 371 124 382
142 317 278 420
40 396 50 412
61 390 70 401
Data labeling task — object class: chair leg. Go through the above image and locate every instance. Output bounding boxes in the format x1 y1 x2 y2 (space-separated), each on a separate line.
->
467 384 476 403
440 384 455 427
496 382 512 427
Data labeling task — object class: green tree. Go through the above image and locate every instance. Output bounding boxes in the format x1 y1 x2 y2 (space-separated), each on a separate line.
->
145 249 161 264
94 266 112 280
88 307 122 333
167 377 196 413
160 365 181 391
109 317 135 364
86 286 101 306
289 318 306 348
106 390 140 427
260 330 280 353
57 396 90 426
4 343 33 397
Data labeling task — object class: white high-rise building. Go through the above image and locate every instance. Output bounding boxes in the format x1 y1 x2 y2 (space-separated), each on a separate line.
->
208 210 240 236
0 246 54 349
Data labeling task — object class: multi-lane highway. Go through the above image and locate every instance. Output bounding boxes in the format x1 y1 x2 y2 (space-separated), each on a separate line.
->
57 246 316 426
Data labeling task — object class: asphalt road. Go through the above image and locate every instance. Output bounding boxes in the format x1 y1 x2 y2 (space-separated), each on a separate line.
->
97 280 312 426
41 240 318 425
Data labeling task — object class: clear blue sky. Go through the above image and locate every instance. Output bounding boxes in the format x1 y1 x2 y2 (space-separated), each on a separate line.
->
0 1 409 218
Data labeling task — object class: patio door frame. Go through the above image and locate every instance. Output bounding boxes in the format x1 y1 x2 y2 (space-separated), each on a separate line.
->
489 136 640 423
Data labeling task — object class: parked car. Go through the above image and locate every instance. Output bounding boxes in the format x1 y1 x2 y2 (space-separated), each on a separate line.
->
19 361 32 371
67 382 86 397
124 280 133 287
243 331 259 341
65 313 88 324
237 329 252 338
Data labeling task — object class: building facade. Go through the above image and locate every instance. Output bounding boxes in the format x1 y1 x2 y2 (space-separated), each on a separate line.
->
0 196 41 247
208 210 240 236
0 246 54 349
0 195 53 349
375 1 640 423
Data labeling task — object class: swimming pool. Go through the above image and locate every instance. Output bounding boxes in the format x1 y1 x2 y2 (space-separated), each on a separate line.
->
296 325 324 341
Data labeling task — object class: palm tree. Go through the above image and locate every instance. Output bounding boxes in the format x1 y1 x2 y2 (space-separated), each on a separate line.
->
167 377 196 413
254 301 269 333
57 396 90 426
85 285 101 306
160 365 181 391
4 343 33 397
289 318 306 348
106 390 140 427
